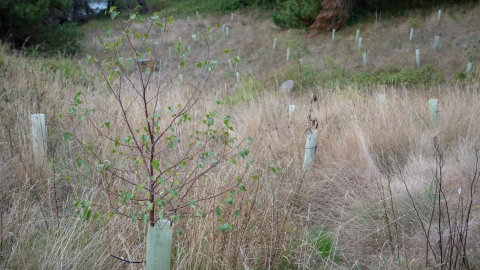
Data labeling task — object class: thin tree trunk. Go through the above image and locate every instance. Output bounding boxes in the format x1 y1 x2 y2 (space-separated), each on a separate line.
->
138 0 148 14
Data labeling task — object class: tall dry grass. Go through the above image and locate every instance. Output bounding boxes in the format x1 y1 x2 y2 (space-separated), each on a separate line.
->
1 4 480 269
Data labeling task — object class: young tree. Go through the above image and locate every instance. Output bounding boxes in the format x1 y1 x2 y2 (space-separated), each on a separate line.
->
66 6 253 235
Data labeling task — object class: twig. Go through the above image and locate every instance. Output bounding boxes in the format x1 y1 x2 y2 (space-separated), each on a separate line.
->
110 254 145 264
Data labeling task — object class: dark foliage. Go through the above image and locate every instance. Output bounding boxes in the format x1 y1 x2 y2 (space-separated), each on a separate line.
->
271 0 321 29
0 0 88 55
270 0 480 31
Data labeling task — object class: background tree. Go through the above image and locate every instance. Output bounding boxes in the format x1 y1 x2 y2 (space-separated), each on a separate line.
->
0 0 84 54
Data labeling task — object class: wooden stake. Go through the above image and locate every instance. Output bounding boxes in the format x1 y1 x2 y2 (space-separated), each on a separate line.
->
303 130 318 172
434 36 440 50
31 114 47 168
416 49 421 67
378 94 386 103
467 62 473 76
428 99 439 126
289 105 296 118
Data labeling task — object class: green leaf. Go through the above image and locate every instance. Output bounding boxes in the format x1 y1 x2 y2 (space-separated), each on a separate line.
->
152 159 160 171
234 210 240 217
196 62 203 68
231 158 237 166
233 56 240 63
104 120 110 128
81 200 90 209
224 196 234 205
218 223 233 234
73 92 83 106
110 11 118 20
177 228 183 236
84 209 92 220
207 117 214 126
215 207 221 217
76 158 83 168
168 140 174 149
123 135 132 144
238 183 247 192
146 203 153 211
239 148 250 158
142 213 149 223
189 199 196 206
132 213 138 222
169 189 178 197
62 133 73 142
157 199 166 207
121 191 133 203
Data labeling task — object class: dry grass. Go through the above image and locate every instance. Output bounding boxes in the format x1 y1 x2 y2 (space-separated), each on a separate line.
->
1 4 480 269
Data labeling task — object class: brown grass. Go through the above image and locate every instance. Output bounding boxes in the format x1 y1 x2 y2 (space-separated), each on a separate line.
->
1 4 480 269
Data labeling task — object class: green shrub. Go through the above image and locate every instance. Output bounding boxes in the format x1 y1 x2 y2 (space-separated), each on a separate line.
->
30 22 84 56
355 64 443 86
271 0 321 29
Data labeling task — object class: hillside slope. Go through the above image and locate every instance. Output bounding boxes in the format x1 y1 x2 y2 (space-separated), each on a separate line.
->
0 2 480 269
